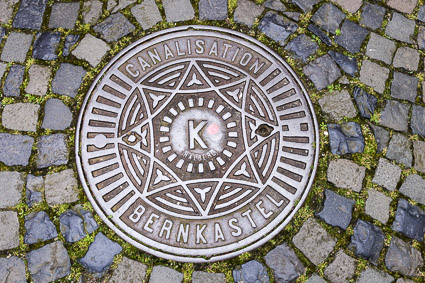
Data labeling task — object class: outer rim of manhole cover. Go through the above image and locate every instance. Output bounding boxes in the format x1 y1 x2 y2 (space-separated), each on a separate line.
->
76 25 319 263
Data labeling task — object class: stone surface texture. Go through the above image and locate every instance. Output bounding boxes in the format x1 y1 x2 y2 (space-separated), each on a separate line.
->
327 159 365 192
109 257 148 283
399 174 425 206
372 158 401 191
413 141 425 173
391 72 418 102
265 243 305 282
392 199 425 241
2 103 39 132
131 0 162 30
52 63 86 98
234 0 264 27
293 218 336 265
192 271 226 283
385 12 415 43
36 134 68 168
232 260 269 283
258 12 298 46
385 237 423 276
24 211 58 244
49 2 79 29
357 267 394 283
26 64 51 95
162 0 195 23
93 13 136 42
0 211 20 250
393 47 420 71
0 171 24 208
1 32 33 63
359 60 389 94
318 90 356 121
0 256 26 283
303 55 341 90
350 220 384 265
42 98 73 130
72 34 110 67
45 169 79 206
316 189 354 230
386 133 412 168
27 241 71 283
380 100 410 132
365 33 396 65
0 133 34 166
324 250 356 283
365 189 392 224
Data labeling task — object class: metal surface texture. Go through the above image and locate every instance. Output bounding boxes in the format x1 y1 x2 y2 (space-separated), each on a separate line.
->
76 26 319 262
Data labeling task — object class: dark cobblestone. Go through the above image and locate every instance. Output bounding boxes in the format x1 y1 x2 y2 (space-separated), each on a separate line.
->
316 189 354 230
335 20 369 54
385 237 423 277
265 243 304 282
285 34 318 62
63 34 80 57
353 87 377 119
13 0 47 30
360 3 386 30
371 125 390 153
258 12 298 46
328 122 365 155
24 211 58 244
26 174 43 208
411 105 425 138
199 0 227 21
311 3 345 34
0 133 34 166
291 0 319 12
233 260 269 283
36 134 68 168
379 100 410 132
392 199 425 241
33 31 60 61
3 64 25 97
350 220 384 265
328 51 358 77
94 13 135 43
51 63 86 98
400 174 425 206
307 24 332 46
386 133 412 168
42 98 72 130
79 233 122 274
391 72 418 102
0 256 26 283
303 55 341 90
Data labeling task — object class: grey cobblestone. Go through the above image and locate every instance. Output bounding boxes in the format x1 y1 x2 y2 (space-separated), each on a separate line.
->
192 271 226 283
13 0 47 30
45 169 79 206
2 103 39 132
365 189 392 224
360 3 385 30
109 257 148 282
324 250 356 283
24 211 58 244
259 12 298 46
265 243 304 282
413 140 425 173
0 171 24 209
0 133 34 166
379 100 410 132
52 63 86 98
386 133 412 168
94 13 136 43
0 211 20 251
42 98 72 130
303 55 341 90
234 0 264 27
391 72 418 102
3 64 25 97
36 134 68 168
26 174 44 208
316 189 354 230
26 64 51 96
291 0 319 12
385 236 423 276
0 0 19 24
357 267 394 283
399 174 425 206
1 32 32 63
285 34 318 62
0 256 26 283
372 158 401 191
232 260 269 283
327 159 365 192
385 12 415 43
49 2 80 29
393 47 420 71
72 34 110 67
411 105 425 138
359 60 389 94
131 0 162 30
163 0 194 23
82 0 103 25
311 3 345 34
199 0 227 21
387 0 417 14
365 33 396 65
318 90 357 121
335 20 369 54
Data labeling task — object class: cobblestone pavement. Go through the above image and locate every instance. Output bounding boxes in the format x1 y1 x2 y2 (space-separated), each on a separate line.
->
0 0 425 282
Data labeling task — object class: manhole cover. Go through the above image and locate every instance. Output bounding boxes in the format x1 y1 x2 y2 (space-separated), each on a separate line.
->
76 26 319 262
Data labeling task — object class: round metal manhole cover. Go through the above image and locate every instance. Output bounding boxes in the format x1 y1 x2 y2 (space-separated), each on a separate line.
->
76 26 319 262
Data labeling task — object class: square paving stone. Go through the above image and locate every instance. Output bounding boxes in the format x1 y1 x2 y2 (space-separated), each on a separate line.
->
149 265 184 283
33 32 60 61
0 0 19 24
391 72 418 102
42 98 72 130
1 32 33 63
291 0 319 12
233 260 269 283
265 243 305 282
350 220 385 265
192 271 226 283
26 64 51 96
318 90 357 121
45 169 79 206
3 65 25 97
2 103 39 132
335 20 369 54
49 2 80 29
413 141 425 173
328 51 358 77
306 274 326 283
0 211 19 250
324 250 356 282
379 100 410 132
26 174 44 208
327 159 365 192
258 12 298 46
93 13 136 43
385 12 415 43
163 0 194 23
365 33 396 65
13 0 47 30
0 256 26 283
36 134 68 168
72 34 110 67
353 87 377 119
311 3 345 34
52 63 86 98
265 0 287 12
234 0 264 27
371 125 390 153
24 211 58 244
386 133 412 168
285 34 318 62
372 158 401 191
131 0 162 30
393 47 420 71
316 189 355 230
400 174 425 206
365 189 392 224
82 0 103 25
387 0 417 14
303 54 341 90
419 5 425 22
392 199 425 241
385 236 423 277
328 122 365 155
0 171 24 208
0 133 34 166
360 3 386 30
357 267 394 283
332 0 362 13
199 0 227 20
359 60 389 94
27 241 71 283
293 218 336 265
411 105 425 138
109 257 147 282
